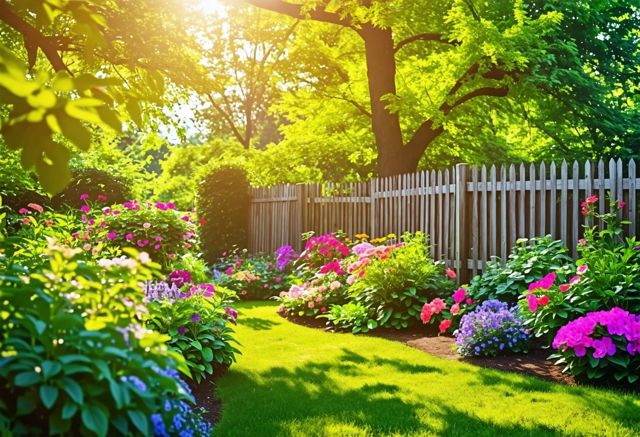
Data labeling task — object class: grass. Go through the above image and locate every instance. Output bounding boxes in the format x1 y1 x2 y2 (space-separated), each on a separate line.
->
213 301 640 436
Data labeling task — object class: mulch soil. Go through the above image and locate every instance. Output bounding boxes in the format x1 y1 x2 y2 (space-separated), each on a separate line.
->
187 365 228 425
279 310 576 385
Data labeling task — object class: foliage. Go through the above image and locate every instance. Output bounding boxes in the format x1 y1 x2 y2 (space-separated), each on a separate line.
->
420 287 475 334
347 233 456 329
551 308 640 384
145 281 240 384
467 236 573 304
321 301 376 334
455 300 530 357
520 197 640 346
169 253 211 285
213 248 290 300
51 168 131 210
197 167 250 264
0 244 189 436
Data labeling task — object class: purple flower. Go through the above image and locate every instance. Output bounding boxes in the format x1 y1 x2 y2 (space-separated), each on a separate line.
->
178 326 186 335
191 313 201 323
168 270 192 288
275 245 298 271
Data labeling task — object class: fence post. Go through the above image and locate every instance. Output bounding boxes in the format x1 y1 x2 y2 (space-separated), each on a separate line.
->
296 184 306 253
455 163 470 283
370 178 377 239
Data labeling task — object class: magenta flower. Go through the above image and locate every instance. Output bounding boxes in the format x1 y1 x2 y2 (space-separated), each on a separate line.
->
18 208 29 214
125 233 134 241
452 288 467 304
80 205 91 213
592 337 616 359
79 193 89 201
107 232 117 240
577 264 588 275
527 294 538 312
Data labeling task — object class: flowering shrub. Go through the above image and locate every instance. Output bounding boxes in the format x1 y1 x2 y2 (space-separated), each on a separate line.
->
300 232 350 271
420 287 475 334
51 168 131 210
146 280 240 383
550 308 640 383
521 197 640 345
275 245 298 271
347 233 456 329
277 272 346 317
73 197 200 267
213 247 291 299
0 244 190 436
467 236 573 304
455 300 530 357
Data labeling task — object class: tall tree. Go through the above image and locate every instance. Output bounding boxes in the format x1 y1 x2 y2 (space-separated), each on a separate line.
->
238 0 563 176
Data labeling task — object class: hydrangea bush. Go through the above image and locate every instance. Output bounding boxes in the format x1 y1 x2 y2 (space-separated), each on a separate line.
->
551 307 640 383
455 300 530 357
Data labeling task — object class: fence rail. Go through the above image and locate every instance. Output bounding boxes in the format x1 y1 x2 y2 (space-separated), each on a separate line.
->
249 159 639 281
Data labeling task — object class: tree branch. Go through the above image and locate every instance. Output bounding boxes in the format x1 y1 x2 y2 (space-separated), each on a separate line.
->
206 94 246 147
441 86 509 114
240 0 351 27
0 0 70 73
394 33 458 53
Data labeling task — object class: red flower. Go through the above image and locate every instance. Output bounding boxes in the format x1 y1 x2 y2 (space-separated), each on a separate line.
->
439 319 452 333
199 218 207 225
538 295 550 306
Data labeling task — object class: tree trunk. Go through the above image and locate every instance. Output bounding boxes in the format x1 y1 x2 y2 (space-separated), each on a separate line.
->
360 25 414 177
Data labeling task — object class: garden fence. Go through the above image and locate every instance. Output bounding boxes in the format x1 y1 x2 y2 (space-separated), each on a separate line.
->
248 159 639 282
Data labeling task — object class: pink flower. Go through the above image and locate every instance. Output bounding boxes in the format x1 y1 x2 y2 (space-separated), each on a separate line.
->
452 288 467 304
569 275 581 285
527 294 538 312
578 239 587 246
154 244 161 250
439 319 452 333
592 336 616 359
275 277 282 284
330 280 341 290
97 194 107 202
18 208 29 215
465 298 473 305
577 264 588 275
225 267 234 275
308 301 315 309
79 193 89 201
112 210 120 215
167 202 176 209
27 203 43 213
125 234 134 241
83 243 91 251
559 284 570 292
446 268 457 279
143 222 151 229
585 195 598 204
450 303 460 315
618 201 626 209
80 205 90 213
430 298 446 314
107 232 117 240
181 216 190 221
420 304 433 323
321 306 327 313
20 218 30 225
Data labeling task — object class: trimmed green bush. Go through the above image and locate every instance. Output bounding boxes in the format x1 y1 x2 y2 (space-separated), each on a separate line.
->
52 168 132 209
197 167 250 264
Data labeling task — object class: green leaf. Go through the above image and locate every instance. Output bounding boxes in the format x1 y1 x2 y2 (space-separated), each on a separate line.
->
62 377 84 404
40 385 59 409
15 371 40 387
109 378 123 409
127 410 149 435
81 403 109 437
62 401 79 420
16 393 37 416
202 347 214 362
42 360 62 380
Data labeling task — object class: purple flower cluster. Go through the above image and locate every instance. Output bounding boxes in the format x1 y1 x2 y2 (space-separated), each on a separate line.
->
145 281 180 301
169 269 192 288
455 300 530 357
552 307 640 358
275 245 298 271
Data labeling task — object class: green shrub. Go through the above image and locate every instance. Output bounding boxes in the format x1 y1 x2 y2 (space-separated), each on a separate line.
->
0 244 189 436
145 282 240 383
347 232 456 329
276 272 348 317
320 302 376 333
197 167 250 264
51 168 131 210
467 236 573 304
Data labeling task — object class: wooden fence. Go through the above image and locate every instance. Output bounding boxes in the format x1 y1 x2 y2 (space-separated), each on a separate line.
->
249 159 639 281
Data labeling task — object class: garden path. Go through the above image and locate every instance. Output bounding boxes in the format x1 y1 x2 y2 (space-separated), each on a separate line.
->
212 302 640 437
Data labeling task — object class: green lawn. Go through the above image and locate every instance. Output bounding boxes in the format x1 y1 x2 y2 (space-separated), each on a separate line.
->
213 302 640 436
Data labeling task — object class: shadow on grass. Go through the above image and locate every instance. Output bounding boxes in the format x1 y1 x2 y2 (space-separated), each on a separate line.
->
239 316 280 331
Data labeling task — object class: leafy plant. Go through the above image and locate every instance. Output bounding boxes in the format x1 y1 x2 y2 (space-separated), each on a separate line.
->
0 244 189 436
347 233 456 329
51 168 131 210
467 236 573 304
197 167 250 264
276 273 347 317
146 282 241 383
321 302 377 333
